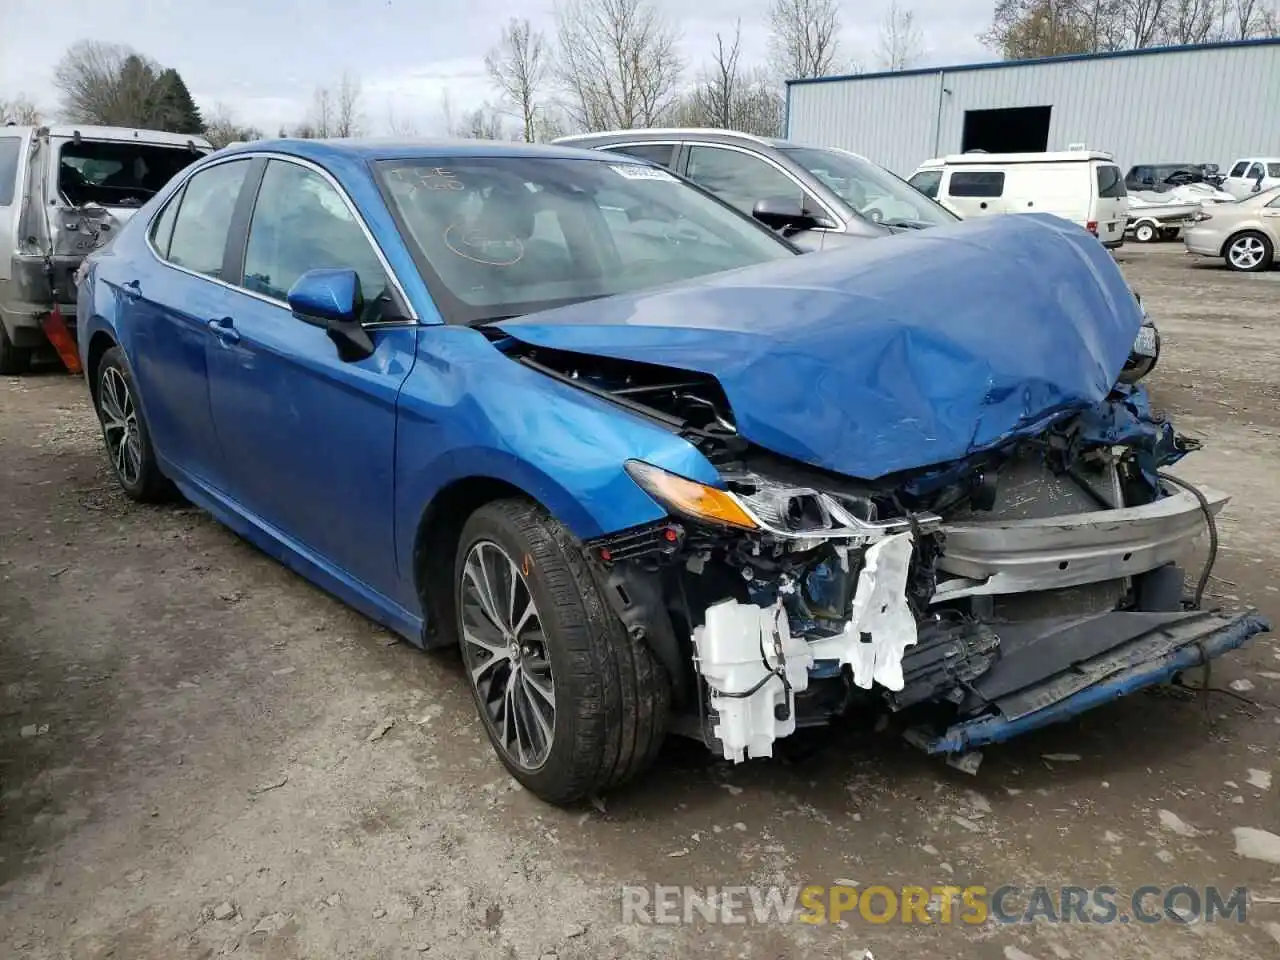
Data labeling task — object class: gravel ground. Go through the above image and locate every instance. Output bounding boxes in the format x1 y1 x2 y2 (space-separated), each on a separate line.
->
2 244 1279 960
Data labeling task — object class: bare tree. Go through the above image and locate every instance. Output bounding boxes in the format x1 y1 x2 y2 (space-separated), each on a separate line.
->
486 18 552 142
674 21 785 136
452 104 507 139
385 101 420 136
203 102 264 148
0 94 41 125
1158 0 1218 42
54 41 153 125
875 2 925 69
554 0 684 131
335 73 363 137
309 86 334 137
767 0 844 80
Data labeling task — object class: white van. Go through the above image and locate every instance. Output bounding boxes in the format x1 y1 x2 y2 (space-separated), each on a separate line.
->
907 151 1130 248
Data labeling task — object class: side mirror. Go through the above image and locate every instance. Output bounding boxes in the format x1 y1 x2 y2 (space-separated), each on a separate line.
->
751 197 821 233
287 268 375 362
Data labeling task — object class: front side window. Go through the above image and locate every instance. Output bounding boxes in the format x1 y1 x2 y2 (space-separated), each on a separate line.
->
605 143 675 168
166 159 251 279
684 146 809 216
907 170 942 200
1096 164 1126 198
58 140 205 208
948 171 1005 198
376 156 795 325
782 147 957 227
242 160 390 317
1229 161 1249 177
0 138 21 206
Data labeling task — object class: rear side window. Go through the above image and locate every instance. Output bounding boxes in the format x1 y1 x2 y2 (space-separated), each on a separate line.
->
166 159 251 279
948 171 1005 198
1096 164 1126 198
605 143 675 168
908 170 942 199
0 138 21 206
1268 163 1280 178
1247 162 1264 178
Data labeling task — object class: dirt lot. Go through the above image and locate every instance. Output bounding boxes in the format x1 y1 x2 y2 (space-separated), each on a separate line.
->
2 244 1279 960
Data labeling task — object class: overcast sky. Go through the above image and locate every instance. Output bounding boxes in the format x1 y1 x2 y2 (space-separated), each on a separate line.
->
1 0 993 134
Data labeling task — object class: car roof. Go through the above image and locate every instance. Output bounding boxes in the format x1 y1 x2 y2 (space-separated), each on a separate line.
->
213 137 625 164
553 128 797 149
1 123 212 148
939 150 1115 164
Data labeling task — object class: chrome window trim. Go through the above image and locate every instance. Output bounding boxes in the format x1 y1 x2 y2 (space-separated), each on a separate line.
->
143 150 420 325
679 140 845 231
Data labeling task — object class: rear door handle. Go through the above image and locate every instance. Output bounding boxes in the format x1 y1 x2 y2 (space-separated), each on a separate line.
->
207 316 241 346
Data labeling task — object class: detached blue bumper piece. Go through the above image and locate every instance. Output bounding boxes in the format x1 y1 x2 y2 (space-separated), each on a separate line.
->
923 609 1270 755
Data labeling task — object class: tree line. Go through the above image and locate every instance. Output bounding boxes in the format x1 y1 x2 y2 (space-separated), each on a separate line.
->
2 0 1275 142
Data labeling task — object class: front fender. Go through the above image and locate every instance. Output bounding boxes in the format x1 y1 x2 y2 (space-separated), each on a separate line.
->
392 326 722 607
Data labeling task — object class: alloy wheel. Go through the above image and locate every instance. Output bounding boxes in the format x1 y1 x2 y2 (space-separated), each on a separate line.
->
1228 235 1266 270
459 540 556 770
99 366 142 487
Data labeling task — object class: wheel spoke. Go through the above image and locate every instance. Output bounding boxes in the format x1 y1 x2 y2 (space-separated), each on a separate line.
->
459 538 556 771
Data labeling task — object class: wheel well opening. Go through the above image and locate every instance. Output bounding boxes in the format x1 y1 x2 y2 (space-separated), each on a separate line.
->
414 477 527 648
86 331 117 398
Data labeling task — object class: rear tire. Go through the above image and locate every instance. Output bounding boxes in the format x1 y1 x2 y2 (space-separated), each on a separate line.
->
93 347 175 502
455 498 670 805
0 324 32 375
1223 231 1273 272
1134 222 1156 243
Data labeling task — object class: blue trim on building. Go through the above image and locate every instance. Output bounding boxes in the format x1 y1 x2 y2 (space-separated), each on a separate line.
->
783 82 792 138
786 37 1280 87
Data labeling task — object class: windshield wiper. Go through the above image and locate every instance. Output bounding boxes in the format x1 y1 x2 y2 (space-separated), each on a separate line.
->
881 218 933 230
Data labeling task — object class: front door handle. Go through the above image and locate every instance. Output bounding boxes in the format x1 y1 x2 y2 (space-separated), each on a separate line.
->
120 279 141 300
207 316 241 346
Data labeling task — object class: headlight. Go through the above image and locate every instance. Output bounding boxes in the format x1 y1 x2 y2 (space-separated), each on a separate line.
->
625 461 759 530
1120 320 1160 384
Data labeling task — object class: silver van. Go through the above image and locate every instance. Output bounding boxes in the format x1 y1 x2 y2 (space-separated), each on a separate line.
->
0 124 212 372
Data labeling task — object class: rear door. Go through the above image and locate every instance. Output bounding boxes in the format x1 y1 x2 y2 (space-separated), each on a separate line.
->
0 132 26 288
203 156 416 596
125 156 254 489
1092 162 1128 244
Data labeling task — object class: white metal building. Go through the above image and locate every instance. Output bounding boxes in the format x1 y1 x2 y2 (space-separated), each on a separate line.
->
785 39 1280 178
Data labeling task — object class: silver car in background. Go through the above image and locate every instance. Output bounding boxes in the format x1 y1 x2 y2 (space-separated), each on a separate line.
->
1183 186 1280 272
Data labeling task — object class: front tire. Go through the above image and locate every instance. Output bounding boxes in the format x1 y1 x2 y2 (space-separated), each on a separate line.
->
1224 231 1273 272
455 499 670 805
1134 222 1156 243
93 347 174 502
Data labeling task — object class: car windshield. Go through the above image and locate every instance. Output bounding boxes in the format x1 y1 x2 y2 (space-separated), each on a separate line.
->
778 146 958 228
58 139 206 207
376 156 797 324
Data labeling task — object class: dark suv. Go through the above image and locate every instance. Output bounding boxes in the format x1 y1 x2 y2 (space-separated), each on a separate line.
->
553 128 957 252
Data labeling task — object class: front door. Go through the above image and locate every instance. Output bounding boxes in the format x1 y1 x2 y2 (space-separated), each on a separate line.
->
204 157 416 597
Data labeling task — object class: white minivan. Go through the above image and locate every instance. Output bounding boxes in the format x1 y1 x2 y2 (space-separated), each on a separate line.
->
908 151 1130 248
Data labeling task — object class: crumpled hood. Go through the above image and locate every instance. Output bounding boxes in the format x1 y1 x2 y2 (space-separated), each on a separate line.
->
497 214 1143 480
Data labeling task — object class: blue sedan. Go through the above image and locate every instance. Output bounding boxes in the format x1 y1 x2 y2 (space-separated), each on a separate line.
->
77 139 1266 804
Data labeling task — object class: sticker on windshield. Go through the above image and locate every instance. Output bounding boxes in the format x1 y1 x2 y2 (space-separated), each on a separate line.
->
609 163 677 182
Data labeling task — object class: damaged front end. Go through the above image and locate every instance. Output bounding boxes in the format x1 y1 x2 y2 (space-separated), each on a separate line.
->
516 344 1269 763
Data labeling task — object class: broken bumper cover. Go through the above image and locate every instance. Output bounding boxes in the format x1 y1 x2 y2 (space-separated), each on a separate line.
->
917 608 1270 755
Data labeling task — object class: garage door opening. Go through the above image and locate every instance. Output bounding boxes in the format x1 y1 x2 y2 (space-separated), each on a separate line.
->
962 106 1052 154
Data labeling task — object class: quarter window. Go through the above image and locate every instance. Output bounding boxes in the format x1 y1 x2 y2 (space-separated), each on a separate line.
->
242 160 390 317
149 187 183 258
166 159 251 279
948 171 1005 198
685 145 809 216
0 138 20 206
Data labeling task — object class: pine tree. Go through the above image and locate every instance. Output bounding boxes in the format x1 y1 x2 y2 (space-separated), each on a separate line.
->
152 68 205 134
